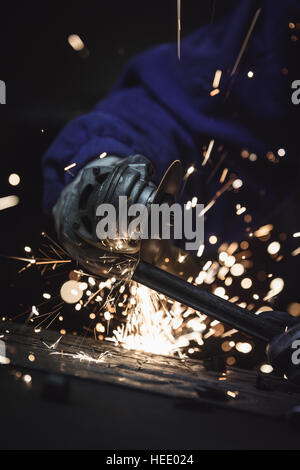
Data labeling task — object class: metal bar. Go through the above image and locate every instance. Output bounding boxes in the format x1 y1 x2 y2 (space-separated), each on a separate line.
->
133 261 282 343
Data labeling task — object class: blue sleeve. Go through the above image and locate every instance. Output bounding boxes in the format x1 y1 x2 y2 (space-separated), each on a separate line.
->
42 0 299 235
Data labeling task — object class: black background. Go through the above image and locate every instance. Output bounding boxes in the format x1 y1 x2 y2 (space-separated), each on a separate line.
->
1 1 300 451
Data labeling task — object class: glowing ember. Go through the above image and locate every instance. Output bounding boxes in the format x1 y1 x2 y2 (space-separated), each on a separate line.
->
51 350 111 364
236 342 252 353
212 70 222 89
267 241 280 255
0 195 19 211
8 173 20 186
241 278 252 289
67 34 84 51
60 280 83 304
260 364 273 374
232 179 243 189
110 284 204 356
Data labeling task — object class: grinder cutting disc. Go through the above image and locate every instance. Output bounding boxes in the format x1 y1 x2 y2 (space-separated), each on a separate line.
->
140 160 182 263
152 160 182 205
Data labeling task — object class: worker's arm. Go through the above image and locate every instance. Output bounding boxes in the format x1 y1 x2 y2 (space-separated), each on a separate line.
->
43 0 296 215
43 0 299 266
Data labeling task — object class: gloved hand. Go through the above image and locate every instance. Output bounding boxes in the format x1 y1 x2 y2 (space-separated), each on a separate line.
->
53 155 157 279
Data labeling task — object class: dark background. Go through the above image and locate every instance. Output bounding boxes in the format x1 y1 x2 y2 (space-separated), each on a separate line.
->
1 1 300 450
